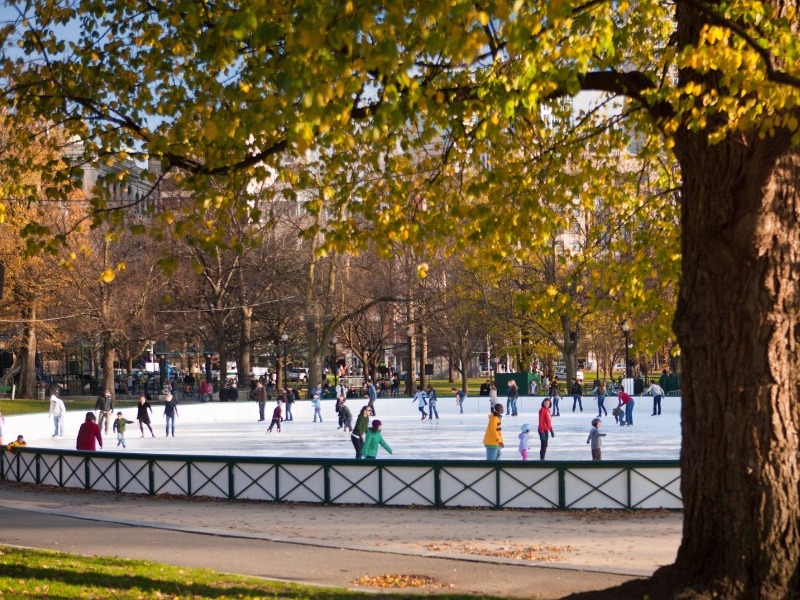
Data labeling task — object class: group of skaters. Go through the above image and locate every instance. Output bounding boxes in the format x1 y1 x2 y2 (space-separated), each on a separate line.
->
482 376 669 462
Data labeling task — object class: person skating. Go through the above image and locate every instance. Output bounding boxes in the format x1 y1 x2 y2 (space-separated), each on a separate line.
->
482 404 504 460
537 398 554 460
643 382 665 416
311 394 322 422
506 380 519 416
48 392 66 438
617 390 635 426
351 405 371 459
571 378 584 412
76 412 103 451
426 385 439 420
587 418 606 460
452 387 467 414
548 378 561 416
95 390 114 436
136 394 155 437
267 400 283 433
592 380 608 417
254 380 267 422
412 386 428 420
163 393 178 437
340 399 353 432
113 412 134 448
519 423 531 461
362 419 393 459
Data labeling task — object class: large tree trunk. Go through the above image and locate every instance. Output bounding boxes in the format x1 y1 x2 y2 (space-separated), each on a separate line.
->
18 306 37 399
238 305 252 390
668 125 800 595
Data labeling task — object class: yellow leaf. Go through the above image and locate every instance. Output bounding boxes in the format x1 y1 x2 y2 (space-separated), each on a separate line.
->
99 269 115 283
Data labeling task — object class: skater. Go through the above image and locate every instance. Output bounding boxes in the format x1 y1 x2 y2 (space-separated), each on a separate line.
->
285 390 295 421
519 423 531 461
412 386 428 419
163 393 178 437
548 378 561 416
335 394 345 428
587 418 606 460
95 389 114 436
364 380 378 416
643 381 665 415
617 390 635 426
113 411 134 448
506 380 519 416
267 400 283 433
426 385 439 420
362 419 393 459
311 393 322 422
592 380 608 417
136 394 155 437
452 387 466 414
571 378 583 412
76 412 103 451
612 406 624 424
482 403 504 460
49 391 66 438
538 399 554 460
340 399 353 432
255 380 267 422
488 381 498 411
351 405 372 459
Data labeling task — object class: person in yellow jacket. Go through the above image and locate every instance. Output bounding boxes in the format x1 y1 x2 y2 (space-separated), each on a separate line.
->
483 404 505 460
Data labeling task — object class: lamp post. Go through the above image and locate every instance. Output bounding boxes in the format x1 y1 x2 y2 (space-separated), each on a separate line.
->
331 336 338 388
622 322 631 379
281 333 289 390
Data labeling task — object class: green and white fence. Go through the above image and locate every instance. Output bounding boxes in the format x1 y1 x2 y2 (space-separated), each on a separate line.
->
1 448 681 510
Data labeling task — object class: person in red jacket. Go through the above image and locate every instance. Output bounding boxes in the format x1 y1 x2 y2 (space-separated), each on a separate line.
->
537 399 555 460
76 412 103 451
617 390 635 426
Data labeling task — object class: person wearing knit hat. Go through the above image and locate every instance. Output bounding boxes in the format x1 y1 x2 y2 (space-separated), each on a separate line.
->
518 423 531 461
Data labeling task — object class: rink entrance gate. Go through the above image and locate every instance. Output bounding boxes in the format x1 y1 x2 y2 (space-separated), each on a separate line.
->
1 448 681 510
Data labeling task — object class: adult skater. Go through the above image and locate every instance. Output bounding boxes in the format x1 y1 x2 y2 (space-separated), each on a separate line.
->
412 386 428 419
136 394 155 437
506 380 519 416
95 389 114 436
537 398 554 460
267 400 283 433
425 385 439 420
592 380 608 417
163 393 178 437
48 391 66 438
255 380 267 422
482 403 504 460
452 387 467 414
570 378 583 412
351 405 372 459
617 390 635 426
548 378 561 416
76 412 103 451
643 381 665 416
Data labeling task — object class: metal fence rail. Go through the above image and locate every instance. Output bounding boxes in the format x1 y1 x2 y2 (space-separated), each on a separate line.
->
0 448 681 510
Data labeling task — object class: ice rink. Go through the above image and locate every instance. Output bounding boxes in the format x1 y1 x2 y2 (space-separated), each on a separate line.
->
4 392 681 461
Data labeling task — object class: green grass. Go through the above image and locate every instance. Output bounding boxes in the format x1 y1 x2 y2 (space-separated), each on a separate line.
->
0 398 141 416
0 545 498 599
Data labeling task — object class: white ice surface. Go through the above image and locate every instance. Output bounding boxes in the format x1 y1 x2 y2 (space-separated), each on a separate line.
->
3 394 681 461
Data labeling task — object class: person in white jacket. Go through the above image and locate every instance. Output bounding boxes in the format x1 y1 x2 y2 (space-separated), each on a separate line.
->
49 392 67 437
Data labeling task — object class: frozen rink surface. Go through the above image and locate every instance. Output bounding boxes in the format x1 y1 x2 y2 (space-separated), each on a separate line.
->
5 393 681 461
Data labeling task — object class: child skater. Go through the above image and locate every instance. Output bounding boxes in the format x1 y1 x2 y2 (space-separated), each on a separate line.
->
587 418 607 460
113 412 134 448
362 419 393 459
519 423 531 461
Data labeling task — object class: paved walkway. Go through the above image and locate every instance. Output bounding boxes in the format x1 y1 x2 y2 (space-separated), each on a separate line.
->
0 482 681 598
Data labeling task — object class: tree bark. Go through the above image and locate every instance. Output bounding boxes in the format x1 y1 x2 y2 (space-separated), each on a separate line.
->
669 126 800 596
18 306 37 399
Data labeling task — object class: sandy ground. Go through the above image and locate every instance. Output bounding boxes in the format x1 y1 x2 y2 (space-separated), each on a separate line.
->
0 481 680 577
